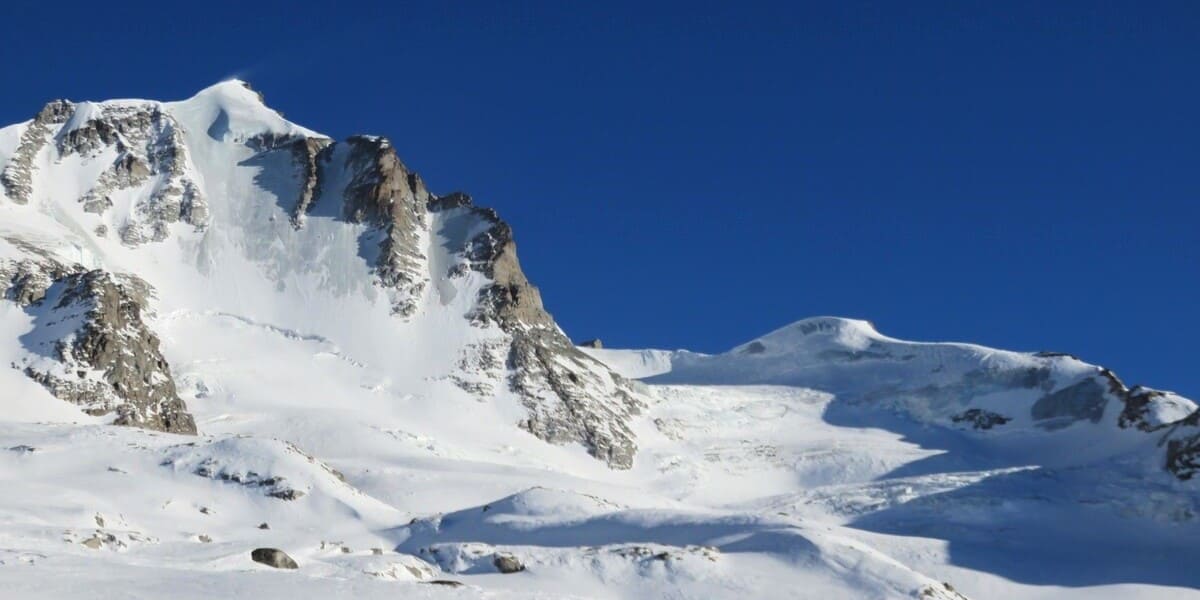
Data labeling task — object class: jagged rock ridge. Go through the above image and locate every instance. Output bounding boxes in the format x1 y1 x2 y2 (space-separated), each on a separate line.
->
265 132 642 467
0 81 640 467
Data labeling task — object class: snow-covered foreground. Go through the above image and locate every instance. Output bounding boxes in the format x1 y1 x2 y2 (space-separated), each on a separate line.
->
1 379 1197 598
0 82 1196 598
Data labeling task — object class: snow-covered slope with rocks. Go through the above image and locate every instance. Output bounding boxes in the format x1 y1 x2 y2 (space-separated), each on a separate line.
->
0 80 641 468
0 83 1196 599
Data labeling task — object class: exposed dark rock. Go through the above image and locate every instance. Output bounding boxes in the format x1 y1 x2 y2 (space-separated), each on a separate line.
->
1162 407 1200 480
0 99 209 239
1119 386 1172 431
920 582 971 599
433 196 643 469
289 138 333 224
493 554 525 573
951 408 1011 430
20 269 195 435
428 191 472 210
740 341 766 354
33 101 207 244
190 460 303 500
8 445 36 454
251 548 298 569
578 339 603 349
2 257 70 305
1166 433 1200 481
340 136 430 317
266 489 305 500
1 100 74 204
80 533 117 550
425 580 464 587
1031 377 1108 430
245 132 334 228
258 522 270 530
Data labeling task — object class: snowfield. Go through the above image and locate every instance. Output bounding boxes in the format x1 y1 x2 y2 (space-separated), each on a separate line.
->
0 82 1196 599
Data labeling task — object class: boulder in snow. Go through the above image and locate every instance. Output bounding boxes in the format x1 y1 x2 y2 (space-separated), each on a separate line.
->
251 548 298 569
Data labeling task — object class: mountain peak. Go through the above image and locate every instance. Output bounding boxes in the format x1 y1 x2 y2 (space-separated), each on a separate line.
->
189 79 262 105
169 79 321 142
733 316 882 355
0 83 641 468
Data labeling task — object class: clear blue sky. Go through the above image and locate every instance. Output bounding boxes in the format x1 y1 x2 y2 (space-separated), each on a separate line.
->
2 1 1197 396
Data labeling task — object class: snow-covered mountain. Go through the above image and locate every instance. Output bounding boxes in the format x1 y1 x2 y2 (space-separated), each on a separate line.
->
0 83 1196 599
602 317 1200 478
0 80 640 467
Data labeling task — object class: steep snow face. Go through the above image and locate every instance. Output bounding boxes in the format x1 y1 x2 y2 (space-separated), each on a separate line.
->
0 80 641 467
579 347 676 378
166 80 320 143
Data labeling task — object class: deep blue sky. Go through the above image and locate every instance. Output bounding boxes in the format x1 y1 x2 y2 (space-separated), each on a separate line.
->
2 1 1197 395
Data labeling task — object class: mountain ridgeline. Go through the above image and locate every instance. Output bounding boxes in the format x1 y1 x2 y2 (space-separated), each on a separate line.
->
0 81 641 468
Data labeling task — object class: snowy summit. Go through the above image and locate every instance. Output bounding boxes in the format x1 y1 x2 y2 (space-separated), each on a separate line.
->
0 82 1196 599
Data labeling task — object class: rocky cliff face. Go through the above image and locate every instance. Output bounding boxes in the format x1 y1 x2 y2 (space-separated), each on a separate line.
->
428 194 642 468
0 81 641 468
338 136 432 318
263 134 642 467
2 258 195 434
1165 416 1200 481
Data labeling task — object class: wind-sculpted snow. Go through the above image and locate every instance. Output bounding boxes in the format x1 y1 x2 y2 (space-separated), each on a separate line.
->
393 487 970 599
161 437 354 501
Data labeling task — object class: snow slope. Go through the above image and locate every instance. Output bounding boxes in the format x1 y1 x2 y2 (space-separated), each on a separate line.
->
0 84 1196 599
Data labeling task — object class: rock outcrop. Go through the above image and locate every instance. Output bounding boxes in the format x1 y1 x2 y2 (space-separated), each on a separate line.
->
251 548 298 569
951 408 1010 430
429 195 643 469
2 260 195 434
2 100 208 243
263 135 644 468
338 136 431 317
2 101 73 203
493 554 525 573
1165 421 1200 481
